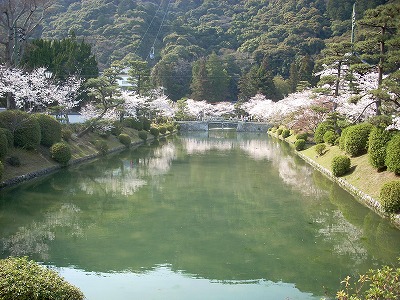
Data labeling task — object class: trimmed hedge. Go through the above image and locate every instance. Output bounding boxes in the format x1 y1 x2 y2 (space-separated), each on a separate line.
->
0 110 41 149
118 133 131 147
50 142 72 165
61 128 73 141
94 139 108 155
323 130 338 145
0 160 3 179
276 128 283 135
314 121 333 143
0 128 13 148
296 132 308 140
141 118 151 131
379 181 400 213
167 124 174 132
0 132 8 158
138 130 147 141
111 122 123 136
150 127 159 138
0 256 84 300
159 126 167 135
368 127 393 170
315 143 326 156
35 114 62 147
344 123 373 157
295 139 306 151
331 155 351 177
281 129 290 138
385 134 400 175
338 126 350 150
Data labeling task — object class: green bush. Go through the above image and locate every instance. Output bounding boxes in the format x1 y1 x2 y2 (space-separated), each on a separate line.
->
315 143 326 156
6 156 21 167
276 128 283 135
94 139 109 155
0 256 84 300
295 139 306 151
0 160 3 179
323 130 338 145
368 127 393 170
61 128 73 141
35 114 62 147
111 122 123 136
0 128 13 148
385 134 400 175
336 263 400 300
331 155 351 177
118 133 131 147
138 130 147 141
123 118 144 131
159 126 167 135
296 132 308 140
338 126 350 150
0 110 41 149
379 181 400 213
141 118 151 131
314 121 333 143
0 132 8 158
281 129 290 138
150 127 159 137
167 124 174 132
344 123 373 157
50 142 72 165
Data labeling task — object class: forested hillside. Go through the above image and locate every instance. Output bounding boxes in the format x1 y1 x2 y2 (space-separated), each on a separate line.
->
34 0 391 100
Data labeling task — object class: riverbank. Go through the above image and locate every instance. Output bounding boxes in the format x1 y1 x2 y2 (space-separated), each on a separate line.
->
269 132 400 229
0 127 155 190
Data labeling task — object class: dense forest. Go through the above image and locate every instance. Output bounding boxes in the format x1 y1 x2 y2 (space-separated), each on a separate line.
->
3 0 396 102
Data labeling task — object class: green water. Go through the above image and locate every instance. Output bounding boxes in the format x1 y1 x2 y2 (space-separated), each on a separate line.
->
0 131 399 299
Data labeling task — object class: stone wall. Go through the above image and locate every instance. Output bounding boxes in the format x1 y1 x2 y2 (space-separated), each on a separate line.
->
178 121 270 132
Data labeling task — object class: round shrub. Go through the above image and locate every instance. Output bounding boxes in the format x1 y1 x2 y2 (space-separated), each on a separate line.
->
118 133 131 147
368 127 393 170
159 126 167 135
281 129 290 138
296 132 308 140
62 128 73 141
0 128 13 148
138 130 148 141
276 128 283 135
314 121 334 143
338 126 350 150
0 110 41 149
385 134 400 175
315 143 326 156
323 130 338 145
6 156 21 167
379 181 400 213
111 121 123 136
35 114 62 147
167 124 174 132
150 127 159 138
344 123 373 156
50 142 72 165
0 160 3 179
0 132 8 158
331 155 351 177
295 139 306 151
0 256 84 300
141 118 151 131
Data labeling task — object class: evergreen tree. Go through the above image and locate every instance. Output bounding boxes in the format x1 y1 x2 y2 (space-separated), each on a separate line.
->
128 59 153 95
206 53 230 103
190 58 210 101
257 57 279 101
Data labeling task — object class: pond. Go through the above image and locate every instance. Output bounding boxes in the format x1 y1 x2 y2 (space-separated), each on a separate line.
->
0 131 399 299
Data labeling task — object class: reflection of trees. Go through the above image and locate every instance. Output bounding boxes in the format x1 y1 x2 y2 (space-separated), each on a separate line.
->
2 204 83 260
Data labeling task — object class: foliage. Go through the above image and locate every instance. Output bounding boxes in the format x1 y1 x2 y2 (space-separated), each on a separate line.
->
6 156 21 167
385 134 400 175
281 129 290 138
159 126 167 135
0 128 13 148
379 181 400 213
150 127 159 138
142 118 151 131
323 130 338 145
0 110 41 149
331 155 351 177
336 261 400 300
276 128 283 136
314 121 334 144
35 114 62 147
0 160 3 179
138 130 147 141
0 256 84 300
167 124 174 132
368 126 393 169
296 133 308 140
118 134 131 147
338 126 351 150
344 123 373 157
50 142 72 165
0 132 8 158
295 139 306 151
315 143 326 156
93 139 109 155
61 128 73 141
111 122 123 136
123 118 143 130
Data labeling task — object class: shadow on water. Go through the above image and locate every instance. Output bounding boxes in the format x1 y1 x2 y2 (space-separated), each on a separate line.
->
0 131 399 299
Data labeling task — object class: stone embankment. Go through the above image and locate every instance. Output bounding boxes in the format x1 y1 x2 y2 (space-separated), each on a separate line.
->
178 121 270 132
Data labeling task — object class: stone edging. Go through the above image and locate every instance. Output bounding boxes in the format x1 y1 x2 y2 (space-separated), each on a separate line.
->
296 148 400 229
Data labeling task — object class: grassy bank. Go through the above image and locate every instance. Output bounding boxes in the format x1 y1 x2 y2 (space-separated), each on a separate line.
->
271 132 400 228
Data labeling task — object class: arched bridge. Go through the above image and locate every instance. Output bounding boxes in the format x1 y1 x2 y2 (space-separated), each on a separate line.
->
177 120 270 132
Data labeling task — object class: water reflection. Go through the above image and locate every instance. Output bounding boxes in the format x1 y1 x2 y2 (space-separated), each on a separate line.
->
0 132 399 299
